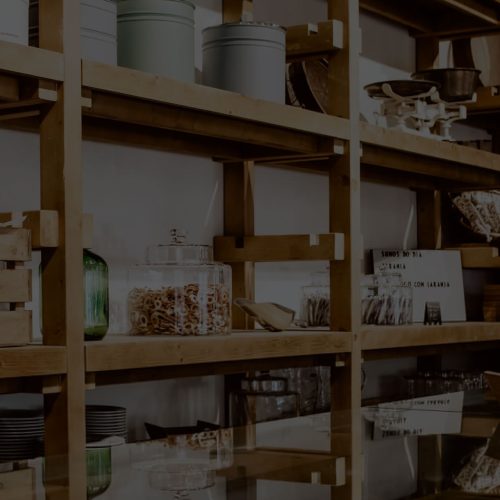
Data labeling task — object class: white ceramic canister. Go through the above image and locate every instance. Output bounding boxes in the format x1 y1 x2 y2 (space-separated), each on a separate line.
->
202 22 286 103
117 0 195 83
29 0 117 65
0 0 29 45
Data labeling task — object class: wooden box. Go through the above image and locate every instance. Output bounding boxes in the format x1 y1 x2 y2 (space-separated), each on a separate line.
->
0 468 35 499
0 227 32 347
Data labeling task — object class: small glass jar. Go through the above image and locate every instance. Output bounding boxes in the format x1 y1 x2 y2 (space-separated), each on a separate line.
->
300 271 330 327
361 273 412 325
127 230 231 336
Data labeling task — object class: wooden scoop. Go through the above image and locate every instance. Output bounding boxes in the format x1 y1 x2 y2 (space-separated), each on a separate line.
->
234 298 295 332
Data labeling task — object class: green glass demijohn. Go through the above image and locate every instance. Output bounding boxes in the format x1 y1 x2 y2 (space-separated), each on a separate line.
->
83 249 109 341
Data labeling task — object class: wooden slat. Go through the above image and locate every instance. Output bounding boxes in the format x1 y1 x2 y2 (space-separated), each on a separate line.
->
361 322 500 351
219 448 345 486
0 311 32 346
361 122 500 173
85 331 352 372
0 75 19 102
416 190 442 249
0 269 31 302
0 345 66 379
447 245 500 268
214 234 344 262
0 40 63 81
85 92 324 156
222 0 253 22
461 414 499 437
223 161 255 330
0 210 58 248
468 86 500 114
286 21 343 61
0 468 35 498
0 228 31 261
82 61 351 141
435 0 499 25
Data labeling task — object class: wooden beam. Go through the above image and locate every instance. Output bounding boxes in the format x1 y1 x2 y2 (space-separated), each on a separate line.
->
85 331 352 372
435 0 499 25
286 21 344 61
0 75 19 101
85 92 323 156
361 122 500 173
416 190 442 249
446 245 500 268
0 40 64 81
214 234 345 262
223 0 253 22
328 0 362 499
416 37 439 71
39 0 86 498
82 61 351 140
223 161 255 330
219 448 346 486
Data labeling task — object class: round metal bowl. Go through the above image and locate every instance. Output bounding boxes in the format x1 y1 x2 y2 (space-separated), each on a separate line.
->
364 79 440 99
411 68 481 102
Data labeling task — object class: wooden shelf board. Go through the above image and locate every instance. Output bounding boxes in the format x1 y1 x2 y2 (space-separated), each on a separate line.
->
362 322 500 352
82 60 349 161
219 447 345 486
461 413 500 437
85 330 352 373
0 345 66 379
0 41 64 81
447 245 500 268
360 0 500 38
214 234 344 262
361 122 500 186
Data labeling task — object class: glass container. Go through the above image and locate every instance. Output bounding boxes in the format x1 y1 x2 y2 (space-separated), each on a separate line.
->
361 272 412 325
127 230 231 336
84 250 109 341
40 250 109 341
300 271 330 327
230 373 299 425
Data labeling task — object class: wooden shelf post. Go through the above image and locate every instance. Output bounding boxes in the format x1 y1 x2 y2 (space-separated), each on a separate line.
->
38 1 86 498
328 0 362 499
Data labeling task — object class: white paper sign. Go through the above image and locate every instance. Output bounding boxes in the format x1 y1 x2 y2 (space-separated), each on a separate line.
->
363 391 464 440
372 249 466 323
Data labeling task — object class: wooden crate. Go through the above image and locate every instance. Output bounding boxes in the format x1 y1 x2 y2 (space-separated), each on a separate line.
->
0 468 35 499
0 228 32 347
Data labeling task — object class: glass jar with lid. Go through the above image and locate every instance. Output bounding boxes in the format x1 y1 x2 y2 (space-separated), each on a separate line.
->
127 230 231 336
300 271 330 327
361 272 412 325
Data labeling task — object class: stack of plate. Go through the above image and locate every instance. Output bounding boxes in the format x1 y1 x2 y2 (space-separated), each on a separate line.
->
0 410 44 462
86 405 127 442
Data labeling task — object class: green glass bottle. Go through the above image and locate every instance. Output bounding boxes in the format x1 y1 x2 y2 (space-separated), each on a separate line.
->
83 250 109 341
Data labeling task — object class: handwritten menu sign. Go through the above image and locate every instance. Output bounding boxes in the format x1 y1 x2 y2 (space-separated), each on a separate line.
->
371 249 466 323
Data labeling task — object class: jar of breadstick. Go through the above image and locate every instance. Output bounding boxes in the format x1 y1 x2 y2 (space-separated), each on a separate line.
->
127 229 231 336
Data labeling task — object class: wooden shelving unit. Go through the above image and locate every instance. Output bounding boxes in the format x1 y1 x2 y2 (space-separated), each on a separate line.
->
1 0 500 499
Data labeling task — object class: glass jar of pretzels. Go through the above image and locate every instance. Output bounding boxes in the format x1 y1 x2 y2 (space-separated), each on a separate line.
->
127 229 232 336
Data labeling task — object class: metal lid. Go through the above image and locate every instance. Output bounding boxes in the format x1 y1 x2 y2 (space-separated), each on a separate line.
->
146 229 214 265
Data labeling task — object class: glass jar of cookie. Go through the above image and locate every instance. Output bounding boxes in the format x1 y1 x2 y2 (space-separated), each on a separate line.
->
127 229 231 336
